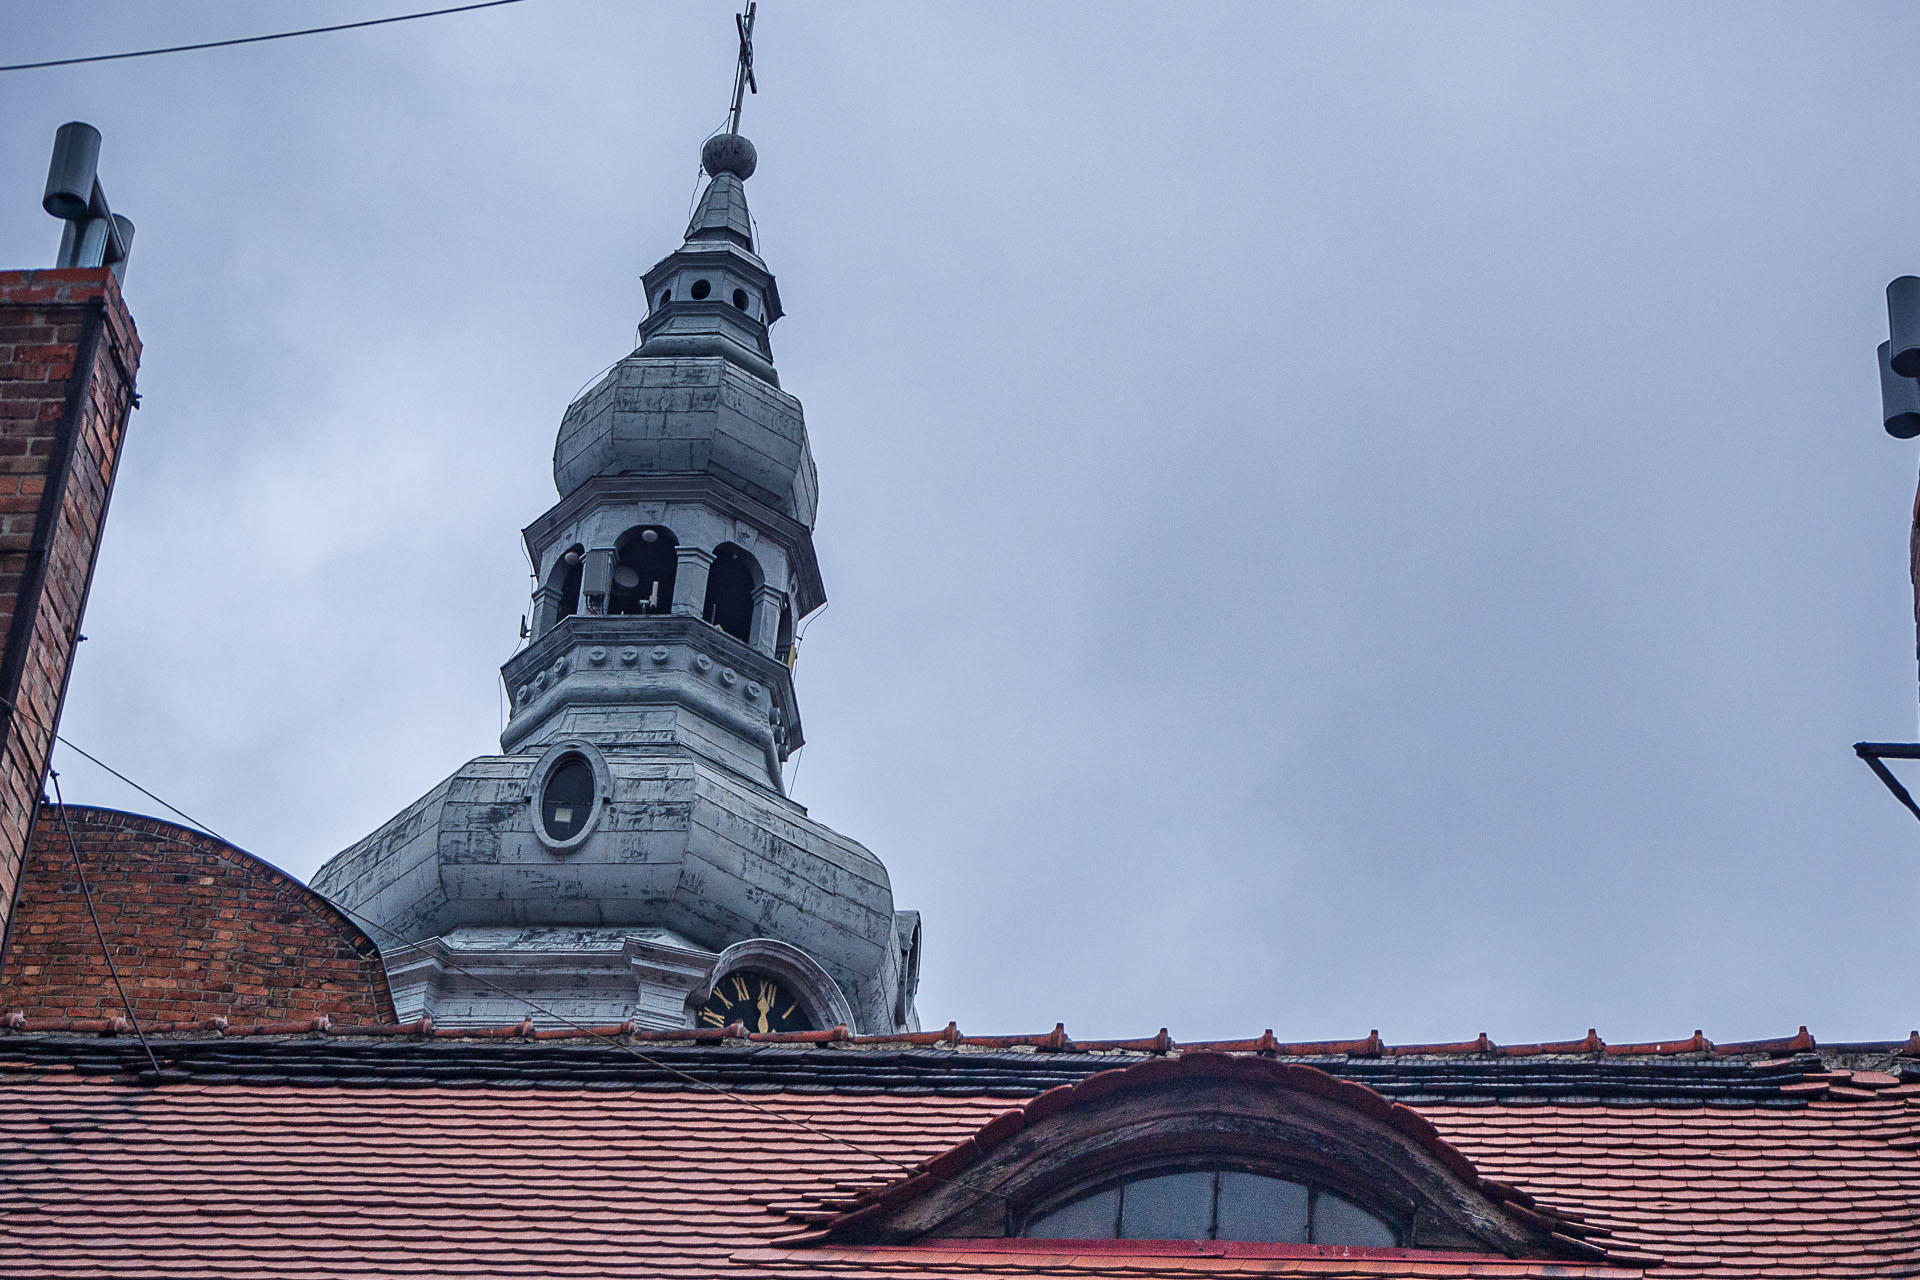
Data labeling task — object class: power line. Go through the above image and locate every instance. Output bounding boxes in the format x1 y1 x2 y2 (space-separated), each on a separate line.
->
54 727 225 842
0 0 537 74
47 771 162 1078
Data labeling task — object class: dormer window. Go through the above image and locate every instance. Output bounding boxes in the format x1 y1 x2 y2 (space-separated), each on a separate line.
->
1023 1169 1396 1246
804 1054 1618 1264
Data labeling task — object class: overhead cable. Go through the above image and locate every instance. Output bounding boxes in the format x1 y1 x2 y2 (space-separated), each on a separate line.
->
47 771 163 1077
0 0 536 74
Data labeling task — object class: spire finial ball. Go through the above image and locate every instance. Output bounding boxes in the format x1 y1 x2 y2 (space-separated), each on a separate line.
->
702 133 757 181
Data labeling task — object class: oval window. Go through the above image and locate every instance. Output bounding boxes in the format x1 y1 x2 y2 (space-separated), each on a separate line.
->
690 278 712 300
540 754 595 842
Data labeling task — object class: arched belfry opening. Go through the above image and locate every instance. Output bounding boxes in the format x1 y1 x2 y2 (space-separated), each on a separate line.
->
551 545 584 624
703 543 760 643
610 526 677 615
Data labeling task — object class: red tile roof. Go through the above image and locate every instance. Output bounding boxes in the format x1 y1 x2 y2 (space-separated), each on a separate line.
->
800 1054 1614 1262
733 1243 1644 1278
2 1034 1919 1278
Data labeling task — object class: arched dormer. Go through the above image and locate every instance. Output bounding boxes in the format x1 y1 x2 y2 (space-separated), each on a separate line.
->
807 1054 1619 1262
609 525 677 615
703 542 761 643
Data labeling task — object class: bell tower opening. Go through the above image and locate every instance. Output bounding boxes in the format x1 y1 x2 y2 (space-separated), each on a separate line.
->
610 526 677 615
703 543 760 642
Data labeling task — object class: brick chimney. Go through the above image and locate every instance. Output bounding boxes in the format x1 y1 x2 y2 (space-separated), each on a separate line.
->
0 268 140 951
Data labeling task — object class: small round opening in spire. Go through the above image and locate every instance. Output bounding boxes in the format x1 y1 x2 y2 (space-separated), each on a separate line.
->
732 288 749 311
691 278 712 300
701 132 757 180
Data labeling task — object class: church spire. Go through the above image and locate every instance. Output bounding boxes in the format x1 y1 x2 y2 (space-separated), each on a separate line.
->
685 135 756 249
684 3 761 250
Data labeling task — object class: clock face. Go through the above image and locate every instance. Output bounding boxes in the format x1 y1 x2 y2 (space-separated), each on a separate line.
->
695 970 813 1033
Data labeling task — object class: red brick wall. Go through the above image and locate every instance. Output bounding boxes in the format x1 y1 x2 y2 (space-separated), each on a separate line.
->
0 269 140 949
0 805 395 1026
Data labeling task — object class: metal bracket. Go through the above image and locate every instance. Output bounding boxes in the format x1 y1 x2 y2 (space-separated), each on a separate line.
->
1853 742 1920 822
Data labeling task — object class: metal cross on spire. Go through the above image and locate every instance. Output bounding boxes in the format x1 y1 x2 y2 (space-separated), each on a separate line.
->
726 2 758 136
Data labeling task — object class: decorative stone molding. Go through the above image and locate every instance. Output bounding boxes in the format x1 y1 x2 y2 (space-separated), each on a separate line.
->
498 615 804 772
379 927 723 1031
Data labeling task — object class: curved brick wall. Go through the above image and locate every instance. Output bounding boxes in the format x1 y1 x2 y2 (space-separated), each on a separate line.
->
0 805 393 1025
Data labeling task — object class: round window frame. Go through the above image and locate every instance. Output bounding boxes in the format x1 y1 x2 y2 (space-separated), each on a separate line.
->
527 739 613 854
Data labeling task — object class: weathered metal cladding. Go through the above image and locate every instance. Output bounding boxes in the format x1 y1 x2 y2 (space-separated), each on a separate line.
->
309 745 905 1033
554 354 819 526
500 614 802 784
316 133 917 1037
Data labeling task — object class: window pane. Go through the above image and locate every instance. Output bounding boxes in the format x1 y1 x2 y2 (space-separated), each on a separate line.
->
1310 1191 1398 1248
541 757 594 840
1118 1171 1215 1240
1025 1187 1119 1238
1214 1172 1310 1243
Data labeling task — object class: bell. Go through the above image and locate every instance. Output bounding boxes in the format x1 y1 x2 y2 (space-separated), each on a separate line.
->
1879 341 1920 439
611 565 642 590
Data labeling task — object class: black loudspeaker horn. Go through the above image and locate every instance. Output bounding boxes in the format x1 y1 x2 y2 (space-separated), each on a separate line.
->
1890 277 1920 378
41 122 100 220
1879 341 1920 439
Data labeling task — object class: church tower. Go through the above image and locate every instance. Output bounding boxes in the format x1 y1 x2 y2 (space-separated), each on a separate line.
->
313 18 922 1033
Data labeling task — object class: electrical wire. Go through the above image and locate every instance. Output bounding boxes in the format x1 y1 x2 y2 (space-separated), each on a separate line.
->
46 771 162 1077
0 0 537 74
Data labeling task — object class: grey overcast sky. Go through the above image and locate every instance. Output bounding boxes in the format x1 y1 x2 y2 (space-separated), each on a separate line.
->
3 2 1918 1045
